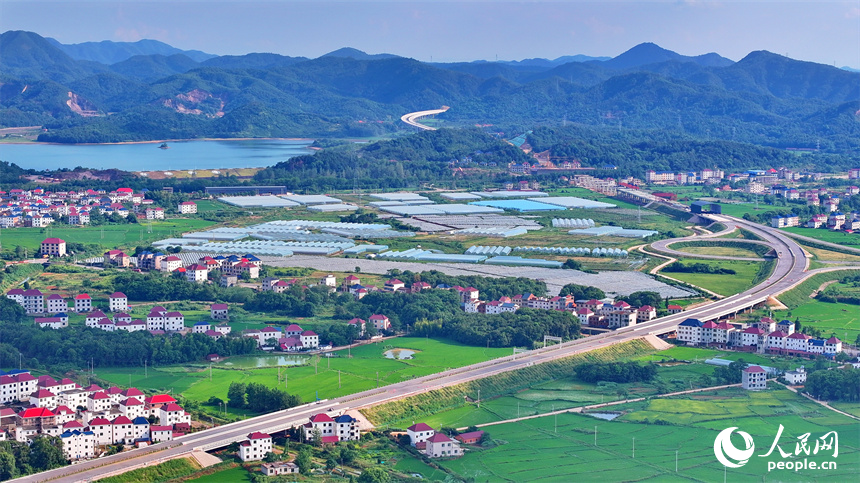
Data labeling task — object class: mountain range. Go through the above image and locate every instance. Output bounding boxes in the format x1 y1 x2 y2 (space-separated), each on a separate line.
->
0 30 857 151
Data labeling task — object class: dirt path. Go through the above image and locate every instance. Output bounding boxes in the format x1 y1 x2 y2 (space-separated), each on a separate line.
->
779 382 860 421
810 280 839 298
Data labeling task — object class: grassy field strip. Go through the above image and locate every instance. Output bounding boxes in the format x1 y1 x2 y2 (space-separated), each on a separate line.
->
657 259 766 297
458 382 743 431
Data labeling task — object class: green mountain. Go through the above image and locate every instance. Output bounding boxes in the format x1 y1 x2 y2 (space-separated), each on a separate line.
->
1 30 857 154
46 37 216 64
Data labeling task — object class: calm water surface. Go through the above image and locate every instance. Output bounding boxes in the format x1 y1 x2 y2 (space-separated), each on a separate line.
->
0 139 315 171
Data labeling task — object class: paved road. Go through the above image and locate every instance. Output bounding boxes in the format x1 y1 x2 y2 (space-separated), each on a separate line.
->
400 107 449 130
14 215 817 482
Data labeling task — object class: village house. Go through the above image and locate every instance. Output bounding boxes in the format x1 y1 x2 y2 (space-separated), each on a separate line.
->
320 274 337 287
178 201 197 214
302 414 338 444
261 461 299 476
406 423 435 446
73 294 92 313
424 432 463 458
41 238 66 257
60 429 96 460
742 365 767 391
108 292 128 312
210 303 229 320
161 255 183 272
185 264 209 283
239 432 272 461
369 314 390 331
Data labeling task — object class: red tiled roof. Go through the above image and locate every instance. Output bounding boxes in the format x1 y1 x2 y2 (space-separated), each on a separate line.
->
42 237 65 244
321 435 339 444
211 303 228 310
146 394 176 404
63 420 84 429
161 403 183 412
408 423 434 432
19 407 55 418
310 413 333 423
31 389 56 398
248 431 270 440
112 416 132 425
122 397 143 406
744 366 766 373
90 391 109 400
426 433 452 443
110 292 126 298
75 294 91 300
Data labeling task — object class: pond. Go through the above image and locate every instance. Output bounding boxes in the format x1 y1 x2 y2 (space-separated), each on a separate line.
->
220 354 308 368
586 412 622 421
383 349 417 360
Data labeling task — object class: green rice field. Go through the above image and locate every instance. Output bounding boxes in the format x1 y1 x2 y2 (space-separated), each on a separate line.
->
777 300 860 344
659 259 765 296
0 219 216 253
783 227 860 247
433 387 859 482
95 337 511 414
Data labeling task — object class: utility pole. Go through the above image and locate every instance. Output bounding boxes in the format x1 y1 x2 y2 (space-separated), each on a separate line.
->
633 437 635 458
209 363 212 380
594 426 597 446
376 371 379 388
338 370 341 389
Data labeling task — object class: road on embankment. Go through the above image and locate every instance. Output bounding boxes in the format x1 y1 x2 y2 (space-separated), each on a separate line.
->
400 106 449 130
14 216 820 483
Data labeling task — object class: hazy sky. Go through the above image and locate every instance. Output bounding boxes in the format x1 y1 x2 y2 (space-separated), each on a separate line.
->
2 0 858 68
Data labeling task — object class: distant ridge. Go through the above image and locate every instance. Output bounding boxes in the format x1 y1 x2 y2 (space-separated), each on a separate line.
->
599 42 733 69
320 47 400 61
47 37 216 64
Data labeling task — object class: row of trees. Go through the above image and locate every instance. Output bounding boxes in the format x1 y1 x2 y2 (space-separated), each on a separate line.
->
805 367 860 402
226 382 302 413
575 362 657 383
0 298 257 371
662 261 736 275
412 308 580 348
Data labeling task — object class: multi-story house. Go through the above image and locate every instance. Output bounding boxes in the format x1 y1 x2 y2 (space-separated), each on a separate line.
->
74 294 92 313
239 432 272 461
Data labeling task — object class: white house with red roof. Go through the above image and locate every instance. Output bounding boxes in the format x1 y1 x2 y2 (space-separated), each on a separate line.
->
161 255 183 272
667 304 684 314
144 394 176 413
150 425 173 443
53 406 76 425
75 293 93 313
86 417 113 445
159 403 191 426
210 303 229 320
87 391 112 413
344 274 360 287
178 201 197 214
424 432 463 458
41 237 66 257
636 305 656 322
0 372 38 404
384 279 405 292
302 414 335 442
85 310 108 328
742 366 767 391
300 330 319 349
29 389 58 409
185 264 209 283
407 423 435 446
5 288 24 305
108 292 128 312
285 324 304 337
369 314 390 331
46 294 67 314
112 416 135 444
239 432 272 461
120 397 146 420
22 289 45 314
164 312 185 331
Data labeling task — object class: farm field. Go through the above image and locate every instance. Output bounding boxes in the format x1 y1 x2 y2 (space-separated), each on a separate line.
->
95 337 511 415
437 386 859 482
0 219 216 253
783 227 860 247
776 300 860 344
659 259 765 296
801 244 860 262
673 245 763 258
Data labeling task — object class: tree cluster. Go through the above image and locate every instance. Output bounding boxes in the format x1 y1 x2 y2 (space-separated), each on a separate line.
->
662 261 736 275
575 362 657 383
558 283 606 300
412 308 580 348
805 367 860 402
0 437 66 480
226 382 301 413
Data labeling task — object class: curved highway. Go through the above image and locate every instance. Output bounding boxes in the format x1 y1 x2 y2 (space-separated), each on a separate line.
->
15 215 818 483
400 106 449 130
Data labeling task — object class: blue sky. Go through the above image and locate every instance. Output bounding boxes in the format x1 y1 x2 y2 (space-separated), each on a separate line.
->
2 1 858 68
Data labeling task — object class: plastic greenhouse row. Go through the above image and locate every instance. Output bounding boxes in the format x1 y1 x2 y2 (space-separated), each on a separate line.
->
551 218 596 228
514 246 628 257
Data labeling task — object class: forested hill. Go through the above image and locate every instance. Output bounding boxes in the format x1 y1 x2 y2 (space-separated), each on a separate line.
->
1 30 858 154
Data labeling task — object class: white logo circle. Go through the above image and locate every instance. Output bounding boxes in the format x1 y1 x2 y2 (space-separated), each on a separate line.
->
714 427 755 468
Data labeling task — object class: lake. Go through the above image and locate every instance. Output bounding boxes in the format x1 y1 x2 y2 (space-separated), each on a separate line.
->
0 139 315 171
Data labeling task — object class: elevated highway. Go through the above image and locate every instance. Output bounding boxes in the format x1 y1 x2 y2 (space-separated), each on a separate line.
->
400 106 449 130
16 215 817 483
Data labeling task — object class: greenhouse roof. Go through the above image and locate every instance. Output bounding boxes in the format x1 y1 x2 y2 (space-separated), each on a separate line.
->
440 192 483 201
307 204 358 212
469 199 561 212
281 194 343 205
470 190 548 198
218 196 300 207
532 196 616 209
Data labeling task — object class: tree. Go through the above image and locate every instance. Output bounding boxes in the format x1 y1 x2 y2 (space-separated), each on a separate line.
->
357 467 390 483
29 437 65 472
0 451 16 481
311 427 323 447
295 448 312 474
559 283 605 300
263 452 278 463
325 456 337 470
227 382 246 408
